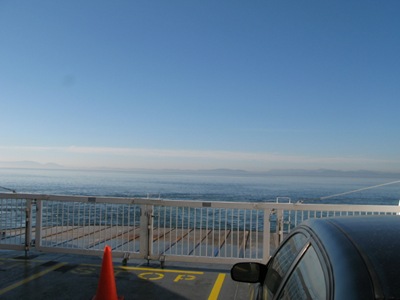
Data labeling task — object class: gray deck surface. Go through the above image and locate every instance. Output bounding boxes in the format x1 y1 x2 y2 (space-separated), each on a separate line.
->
0 249 251 300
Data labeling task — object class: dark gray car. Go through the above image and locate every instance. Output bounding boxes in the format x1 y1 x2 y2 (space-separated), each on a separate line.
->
231 216 400 299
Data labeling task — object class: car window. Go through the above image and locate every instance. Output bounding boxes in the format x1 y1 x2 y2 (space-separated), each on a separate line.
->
263 233 308 298
278 245 326 300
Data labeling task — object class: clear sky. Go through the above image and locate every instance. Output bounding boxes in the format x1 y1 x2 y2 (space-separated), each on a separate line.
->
1 1 400 172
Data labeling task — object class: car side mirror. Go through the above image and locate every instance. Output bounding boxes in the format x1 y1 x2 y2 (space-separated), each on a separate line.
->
231 262 268 283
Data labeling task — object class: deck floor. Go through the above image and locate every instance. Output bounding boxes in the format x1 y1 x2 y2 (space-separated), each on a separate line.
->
1 227 279 299
0 249 250 300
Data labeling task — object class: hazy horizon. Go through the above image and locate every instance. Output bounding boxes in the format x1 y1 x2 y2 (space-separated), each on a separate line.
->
2 159 400 177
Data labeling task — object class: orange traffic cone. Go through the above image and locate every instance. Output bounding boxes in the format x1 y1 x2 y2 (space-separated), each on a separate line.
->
93 246 124 300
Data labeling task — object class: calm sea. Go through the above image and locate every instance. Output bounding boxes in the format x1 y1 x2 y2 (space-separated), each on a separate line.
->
1 168 400 205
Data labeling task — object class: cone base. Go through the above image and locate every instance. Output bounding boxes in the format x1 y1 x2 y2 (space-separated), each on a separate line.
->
92 296 124 300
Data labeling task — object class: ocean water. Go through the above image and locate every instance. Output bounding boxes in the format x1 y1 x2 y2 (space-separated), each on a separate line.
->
1 168 400 205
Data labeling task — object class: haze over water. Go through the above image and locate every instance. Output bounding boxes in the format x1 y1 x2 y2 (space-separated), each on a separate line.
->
1 168 399 206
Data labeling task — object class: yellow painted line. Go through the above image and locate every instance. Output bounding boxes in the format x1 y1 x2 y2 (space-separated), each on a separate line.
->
120 266 204 275
0 257 47 263
0 262 67 296
67 262 204 275
208 273 226 300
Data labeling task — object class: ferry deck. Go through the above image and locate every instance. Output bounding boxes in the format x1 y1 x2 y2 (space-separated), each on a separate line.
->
0 248 248 300
2 192 400 299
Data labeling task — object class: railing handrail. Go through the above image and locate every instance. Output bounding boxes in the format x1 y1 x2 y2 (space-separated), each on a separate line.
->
1 192 399 213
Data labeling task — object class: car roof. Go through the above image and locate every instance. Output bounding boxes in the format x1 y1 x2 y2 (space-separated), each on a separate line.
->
303 215 400 299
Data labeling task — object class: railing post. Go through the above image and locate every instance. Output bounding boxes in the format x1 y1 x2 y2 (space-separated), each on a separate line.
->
25 199 33 257
148 205 154 261
35 199 42 251
139 205 154 263
263 208 271 264
276 209 284 246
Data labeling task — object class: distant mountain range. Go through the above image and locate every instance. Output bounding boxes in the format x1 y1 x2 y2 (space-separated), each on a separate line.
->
0 161 64 169
258 168 400 178
166 168 400 178
1 161 399 178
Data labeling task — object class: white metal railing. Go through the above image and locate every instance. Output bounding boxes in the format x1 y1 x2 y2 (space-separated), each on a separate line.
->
0 197 32 252
1 192 400 265
148 200 268 264
271 202 400 245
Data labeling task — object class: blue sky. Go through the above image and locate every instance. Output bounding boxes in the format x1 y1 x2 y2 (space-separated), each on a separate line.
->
1 1 400 171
